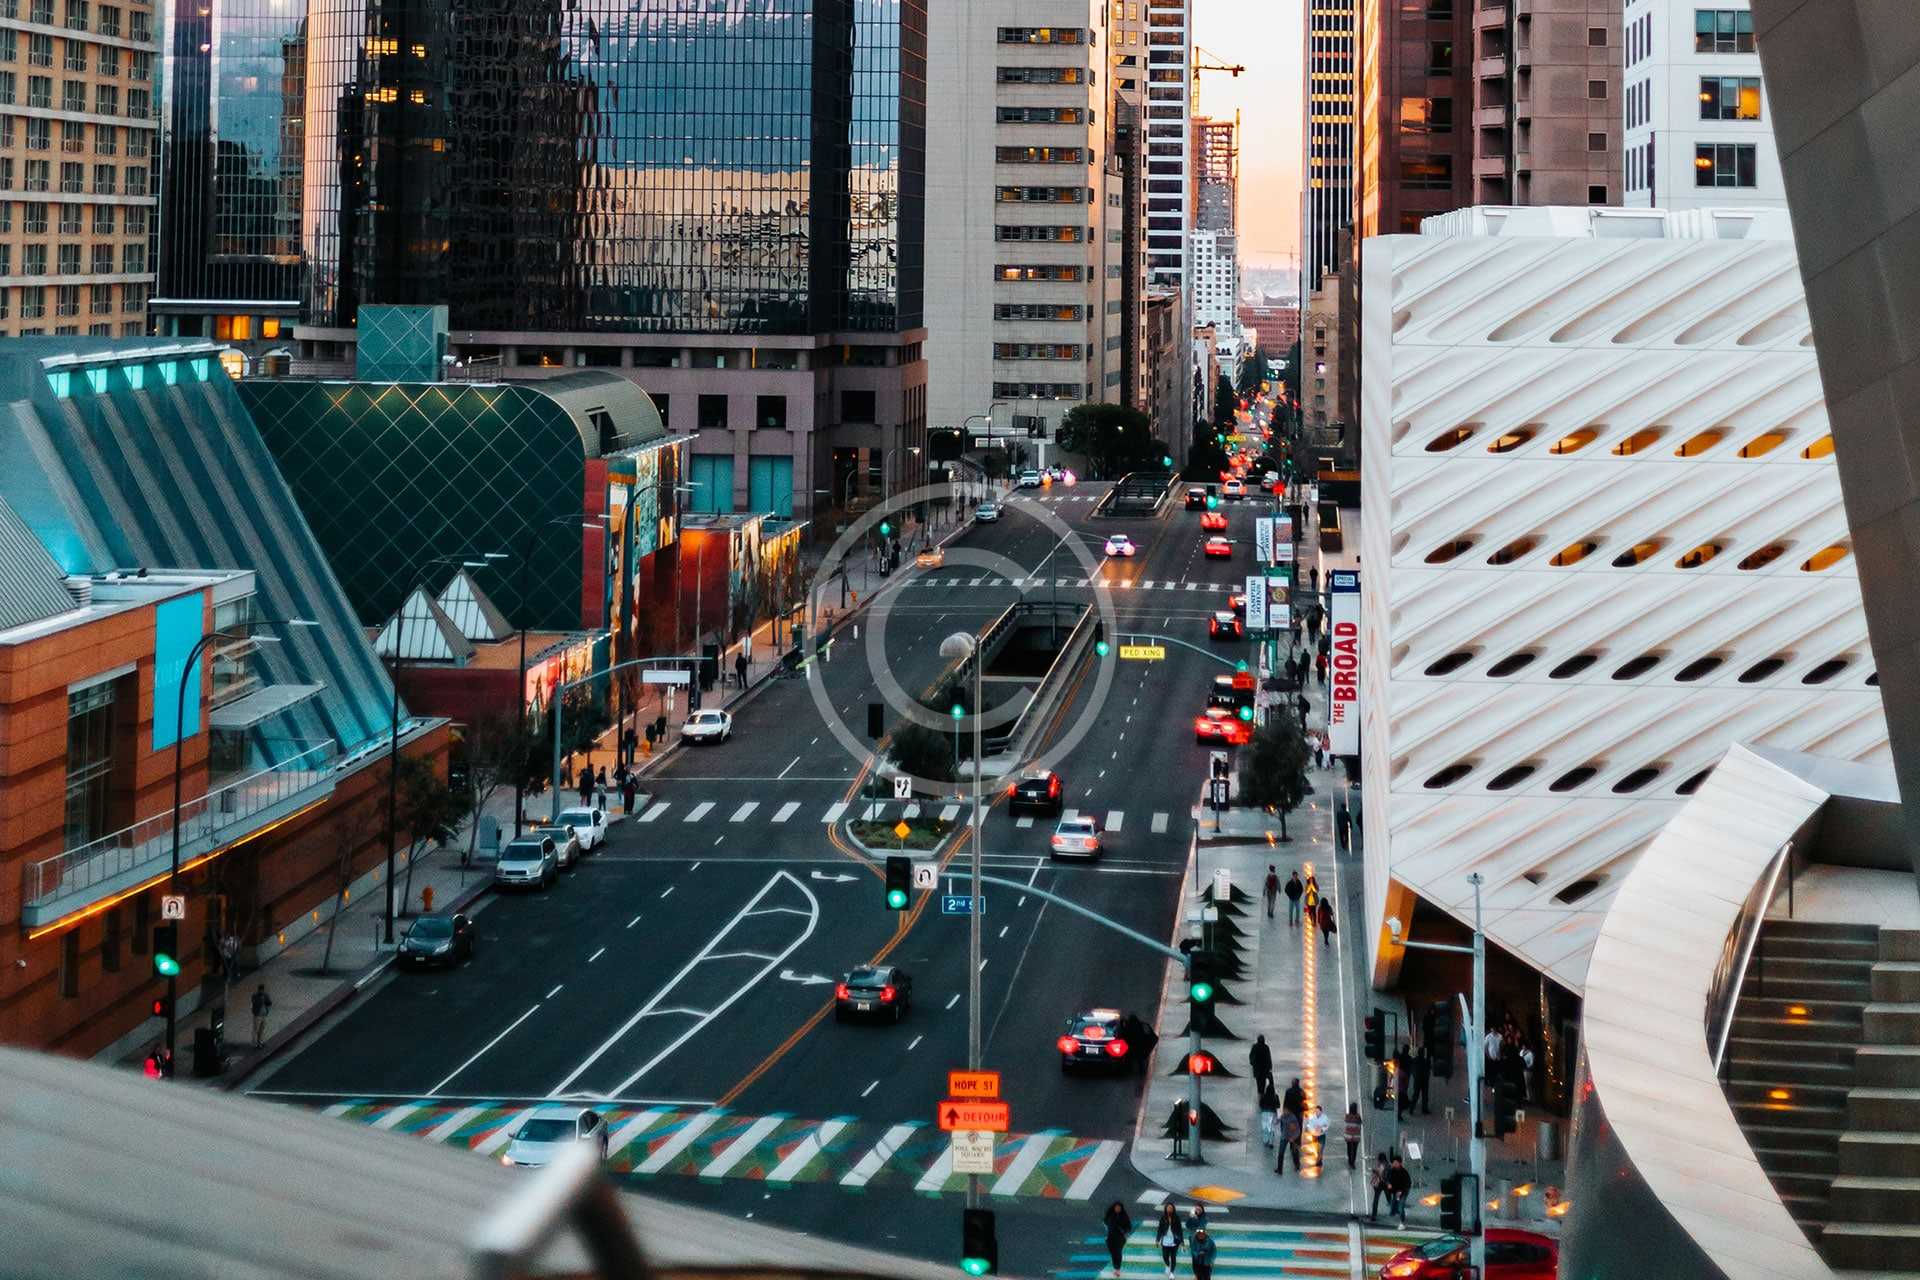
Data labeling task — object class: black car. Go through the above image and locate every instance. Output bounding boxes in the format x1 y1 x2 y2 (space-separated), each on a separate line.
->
398 913 476 968
1184 486 1207 510
1007 769 1066 816
1056 1008 1156 1074
836 964 913 1023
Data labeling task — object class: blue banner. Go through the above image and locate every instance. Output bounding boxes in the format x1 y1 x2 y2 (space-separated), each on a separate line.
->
152 595 205 750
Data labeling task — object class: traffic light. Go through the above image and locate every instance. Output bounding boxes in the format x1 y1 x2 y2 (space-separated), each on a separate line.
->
1234 659 1249 673
1187 1050 1218 1076
152 924 180 978
885 855 911 910
150 994 172 1021
950 701 965 720
1425 1001 1456 1080
1093 622 1109 658
1187 950 1221 1006
879 520 892 538
1363 1014 1386 1062
1236 704 1253 722
1493 1081 1519 1137
1439 1174 1464 1232
143 1048 173 1080
961 1208 998 1276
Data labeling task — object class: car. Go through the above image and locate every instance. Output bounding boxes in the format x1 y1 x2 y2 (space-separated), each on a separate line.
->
1018 470 1043 488
1057 1008 1153 1074
1008 768 1066 816
500 1105 608 1168
1049 816 1102 859
493 835 558 890
532 823 581 870
556 805 607 852
1223 479 1245 500
398 912 476 968
1378 1229 1559 1279
916 546 946 569
682 709 732 743
1209 611 1244 641
1227 591 1246 617
835 964 913 1022
1045 466 1064 482
975 500 1000 522
1203 536 1233 559
1200 510 1228 531
1184 487 1207 510
1194 706 1252 745
1103 534 1137 558
1264 470 1281 489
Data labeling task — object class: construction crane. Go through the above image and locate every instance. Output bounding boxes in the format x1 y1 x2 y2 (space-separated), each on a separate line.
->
1194 46 1246 77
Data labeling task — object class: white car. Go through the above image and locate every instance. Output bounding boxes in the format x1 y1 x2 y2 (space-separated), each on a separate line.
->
1050 816 1103 860
682 709 733 744
500 1105 608 1168
1018 470 1043 488
1045 466 1064 482
556 806 607 852
975 501 1000 522
1103 534 1137 558
1223 479 1246 500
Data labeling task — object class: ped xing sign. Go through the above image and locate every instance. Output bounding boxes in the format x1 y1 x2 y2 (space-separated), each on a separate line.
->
939 1100 1010 1132
1119 643 1166 660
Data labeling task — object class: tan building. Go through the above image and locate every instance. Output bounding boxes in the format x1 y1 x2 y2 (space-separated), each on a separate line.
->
1303 269 1346 446
0 0 156 338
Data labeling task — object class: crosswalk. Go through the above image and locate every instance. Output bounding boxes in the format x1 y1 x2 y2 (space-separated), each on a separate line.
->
902 575 1242 594
1055 1218 1438 1280
309 1099 1126 1202
632 798 1175 837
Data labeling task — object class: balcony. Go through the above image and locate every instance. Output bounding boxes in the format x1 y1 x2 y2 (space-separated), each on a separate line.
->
21 739 339 930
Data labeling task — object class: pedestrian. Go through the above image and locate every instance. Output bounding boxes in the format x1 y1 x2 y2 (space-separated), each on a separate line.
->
1518 1040 1536 1103
1248 1033 1273 1101
1316 651 1329 686
1262 864 1280 919
1155 1203 1184 1277
1317 895 1336 947
734 650 748 689
1284 871 1304 928
1186 1206 1208 1239
1190 1229 1215 1280
1343 1102 1363 1169
1393 1044 1413 1115
1410 1043 1432 1115
1483 1026 1504 1081
596 765 608 791
577 764 593 805
1277 1108 1303 1173
250 983 273 1046
1282 1076 1305 1123
1367 1152 1390 1222
1295 693 1309 721
1388 1155 1413 1226
1103 1201 1132 1276
622 777 639 814
1304 1103 1330 1167
1302 875 1319 918
1165 1100 1191 1160
1258 1080 1281 1149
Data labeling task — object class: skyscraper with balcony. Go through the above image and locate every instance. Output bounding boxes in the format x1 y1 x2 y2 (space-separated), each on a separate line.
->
0 0 157 339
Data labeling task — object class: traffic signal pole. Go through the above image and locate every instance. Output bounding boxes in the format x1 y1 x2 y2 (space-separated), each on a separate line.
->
967 651 983 1211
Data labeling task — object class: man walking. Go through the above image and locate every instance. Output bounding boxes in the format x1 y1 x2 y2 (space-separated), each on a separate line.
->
734 649 749 690
1189 1229 1215 1280
250 983 273 1046
1262 864 1280 919
1248 1033 1273 1103
1304 1104 1330 1167
1387 1155 1413 1226
1410 1042 1432 1115
1284 871 1304 929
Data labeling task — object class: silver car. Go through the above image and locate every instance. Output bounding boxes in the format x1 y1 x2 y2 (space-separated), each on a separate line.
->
975 501 1000 522
493 835 558 890
532 824 581 870
499 1105 608 1168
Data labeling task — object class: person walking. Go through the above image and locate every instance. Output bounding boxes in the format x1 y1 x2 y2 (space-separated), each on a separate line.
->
1258 1080 1281 1150
1284 871 1304 928
1367 1152 1390 1222
1103 1201 1132 1276
1304 1103 1330 1167
621 776 639 815
1154 1203 1184 1278
1343 1102 1363 1170
250 983 273 1046
1518 1039 1537 1103
734 649 748 690
1302 875 1319 920
1393 1044 1413 1115
1316 895 1336 948
1388 1155 1413 1226
1189 1229 1215 1280
1282 1076 1305 1124
1262 864 1280 919
577 763 594 806
1410 1043 1432 1115
1248 1034 1273 1102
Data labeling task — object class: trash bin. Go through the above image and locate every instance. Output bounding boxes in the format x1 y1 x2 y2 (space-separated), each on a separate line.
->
1536 1118 1562 1161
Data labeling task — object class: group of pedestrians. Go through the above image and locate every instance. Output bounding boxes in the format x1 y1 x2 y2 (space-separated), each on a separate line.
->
1100 1202 1217 1280
1367 1152 1415 1226
1260 865 1337 948
1484 1015 1539 1104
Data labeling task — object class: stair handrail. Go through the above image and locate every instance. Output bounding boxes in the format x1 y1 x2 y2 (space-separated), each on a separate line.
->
1707 839 1793 1077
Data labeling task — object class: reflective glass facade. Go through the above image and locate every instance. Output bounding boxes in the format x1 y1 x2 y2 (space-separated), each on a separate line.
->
303 0 924 337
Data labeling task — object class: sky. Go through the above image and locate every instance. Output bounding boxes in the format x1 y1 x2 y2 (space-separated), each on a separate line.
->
1190 0 1303 274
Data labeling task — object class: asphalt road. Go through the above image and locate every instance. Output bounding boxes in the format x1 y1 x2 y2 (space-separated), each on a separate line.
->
254 472 1296 1273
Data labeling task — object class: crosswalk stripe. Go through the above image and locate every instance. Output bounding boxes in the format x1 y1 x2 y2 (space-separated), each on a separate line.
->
1151 811 1169 833
861 802 883 820
840 1121 921 1188
914 1144 954 1192
637 1109 726 1174
822 802 847 823
684 801 715 822
425 1104 486 1143
639 803 670 823
1105 810 1124 831
940 804 960 822
729 802 758 823
1063 1138 1124 1200
698 1113 788 1179
1015 816 1034 829
904 803 921 818
1187 582 1201 590
476 1106 543 1156
969 577 985 586
1063 808 1079 821
372 1103 422 1131
1075 577 1091 587
772 801 799 823
769 1118 848 1182
606 1107 672 1159
991 1129 1065 1196
322 1102 354 1118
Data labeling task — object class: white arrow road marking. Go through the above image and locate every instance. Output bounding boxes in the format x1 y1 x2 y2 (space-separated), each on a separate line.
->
778 969 834 986
699 1113 789 1179
769 1119 847 1182
1064 1139 1125 1200
840 1122 921 1188
635 1110 726 1174
808 870 857 883
992 1129 1065 1196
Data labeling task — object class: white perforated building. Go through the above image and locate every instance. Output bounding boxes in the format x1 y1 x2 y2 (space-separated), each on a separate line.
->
1357 205 1890 994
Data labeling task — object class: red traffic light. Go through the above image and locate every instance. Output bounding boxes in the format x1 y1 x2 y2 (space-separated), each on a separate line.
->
150 997 167 1018
143 1054 161 1080
1188 1051 1218 1075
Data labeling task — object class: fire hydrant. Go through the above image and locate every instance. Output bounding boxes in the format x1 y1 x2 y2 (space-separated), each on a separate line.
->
421 885 435 914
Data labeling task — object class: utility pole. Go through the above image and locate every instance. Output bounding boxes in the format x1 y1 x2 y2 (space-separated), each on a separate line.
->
968 644 983 1210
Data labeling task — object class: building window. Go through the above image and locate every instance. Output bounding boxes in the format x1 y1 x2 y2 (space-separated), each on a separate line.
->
1694 8 1755 53
28 33 52 67
994 146 1085 165
1587 79 1608 99
60 931 80 997
64 680 116 850
755 394 787 430
1588 184 1607 203
1588 132 1607 151
1588 25 1606 45
1699 75 1762 120
97 2 116 35
121 240 143 272
1399 97 1453 134
696 394 727 431
1695 142 1757 187
996 65 1081 84
1400 156 1453 190
997 26 1083 43
1427 41 1453 73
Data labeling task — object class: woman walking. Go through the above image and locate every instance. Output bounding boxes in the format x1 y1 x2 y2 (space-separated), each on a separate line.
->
1317 895 1337 948
1155 1203 1184 1278
1343 1102 1363 1170
1258 1080 1281 1150
1103 1201 1132 1277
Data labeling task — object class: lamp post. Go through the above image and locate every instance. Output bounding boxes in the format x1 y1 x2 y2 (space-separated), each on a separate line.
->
939 631 985 1211
165 615 315 1072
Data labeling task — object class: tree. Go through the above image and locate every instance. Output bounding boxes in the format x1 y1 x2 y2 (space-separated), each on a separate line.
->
395 755 470 911
888 718 956 783
319 792 381 975
1213 374 1238 432
459 711 529 866
1055 402 1157 477
1185 435 1230 481
1239 719 1314 841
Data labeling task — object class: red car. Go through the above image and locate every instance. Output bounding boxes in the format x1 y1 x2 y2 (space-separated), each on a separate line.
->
1208 611 1244 641
1379 1230 1558 1279
1227 592 1246 617
1200 510 1228 531
1194 707 1252 745
1203 536 1233 559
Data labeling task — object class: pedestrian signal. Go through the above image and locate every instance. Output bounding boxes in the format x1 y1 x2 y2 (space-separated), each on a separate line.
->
1363 1014 1385 1062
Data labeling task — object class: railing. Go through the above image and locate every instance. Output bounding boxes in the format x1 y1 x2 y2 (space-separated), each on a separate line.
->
24 740 338 909
1705 838 1793 1078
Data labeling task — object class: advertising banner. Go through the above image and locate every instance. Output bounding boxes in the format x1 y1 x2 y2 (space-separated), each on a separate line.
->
1254 518 1274 563
1327 570 1361 756
1245 576 1269 631
152 594 205 750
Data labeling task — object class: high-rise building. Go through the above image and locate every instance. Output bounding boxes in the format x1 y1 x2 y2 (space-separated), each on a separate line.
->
1192 114 1235 232
925 2 1121 451
1143 0 1190 452
1108 0 1148 418
1189 114 1239 377
1302 0 1355 304
0 0 157 339
1190 229 1238 358
294 0 929 525
1621 0 1783 208
151 0 304 354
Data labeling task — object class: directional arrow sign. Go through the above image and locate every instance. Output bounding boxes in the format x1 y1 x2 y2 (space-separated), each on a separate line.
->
808 870 857 883
938 1099 1009 1132
778 969 835 986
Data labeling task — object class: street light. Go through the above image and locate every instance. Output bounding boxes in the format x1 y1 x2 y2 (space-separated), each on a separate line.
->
939 630 985 1211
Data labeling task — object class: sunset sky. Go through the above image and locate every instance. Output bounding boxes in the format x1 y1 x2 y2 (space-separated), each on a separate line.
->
1191 0 1303 273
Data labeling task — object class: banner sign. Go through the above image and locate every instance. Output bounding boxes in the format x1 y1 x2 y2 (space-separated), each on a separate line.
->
1254 518 1274 563
1245 576 1270 631
1328 570 1360 756
152 594 205 751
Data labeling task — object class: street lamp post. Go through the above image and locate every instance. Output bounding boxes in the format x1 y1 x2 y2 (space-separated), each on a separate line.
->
940 631 985 1211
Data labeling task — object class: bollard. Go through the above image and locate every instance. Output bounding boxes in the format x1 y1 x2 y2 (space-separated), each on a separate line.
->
421 885 435 914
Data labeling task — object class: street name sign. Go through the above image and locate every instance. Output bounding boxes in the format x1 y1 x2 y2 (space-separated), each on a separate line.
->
642 669 691 684
938 1100 1010 1132
941 895 985 915
948 1069 1002 1099
1119 643 1166 660
950 1129 995 1174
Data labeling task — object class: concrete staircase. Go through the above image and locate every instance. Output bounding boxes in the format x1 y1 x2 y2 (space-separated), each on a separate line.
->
1822 928 1920 1274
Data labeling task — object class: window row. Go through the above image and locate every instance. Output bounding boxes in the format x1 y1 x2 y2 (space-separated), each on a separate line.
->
994 223 1082 242
1421 646 1867 688
997 66 1083 85
0 198 143 233
1424 422 1827 460
1700 76 1761 121
994 185 1091 203
1421 756 1713 803
995 263 1083 282
1437 531 1849 572
0 280 145 318
996 145 1084 165
994 303 1085 321
1 0 130 36
0 154 149 191
993 343 1084 361
997 105 1083 124
1694 8 1755 54
2 118 150 162
0 239 143 275
998 27 1085 44
992 381 1086 399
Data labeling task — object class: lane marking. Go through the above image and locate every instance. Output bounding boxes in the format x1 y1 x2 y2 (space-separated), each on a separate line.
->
730 802 759 823
776 755 801 780
636 1109 727 1174
1151 812 1169 833
546 984 564 999
946 993 961 1010
1106 810 1124 831
639 803 671 823
907 1035 923 1051
772 801 800 823
841 1122 920 1188
1015 817 1034 829
431 1003 541 1095
698 1112 789 1179
998 925 1009 938
769 1118 847 1182
861 1080 879 1098
661 886 676 898
628 915 642 929
684 801 715 823
588 947 606 964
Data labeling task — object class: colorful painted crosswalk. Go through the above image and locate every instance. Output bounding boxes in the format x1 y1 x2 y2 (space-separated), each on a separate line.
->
1054 1220 1438 1280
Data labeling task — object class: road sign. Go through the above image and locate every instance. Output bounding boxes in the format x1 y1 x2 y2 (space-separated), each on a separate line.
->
893 820 913 840
941 895 985 916
938 1100 1010 1132
641 669 691 684
893 775 912 799
160 895 186 921
948 1069 1002 1099
950 1129 995 1174
1213 868 1232 900
1118 643 1165 660
1210 779 1230 809
912 861 939 890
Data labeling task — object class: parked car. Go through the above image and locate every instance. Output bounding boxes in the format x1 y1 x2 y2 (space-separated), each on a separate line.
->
556 806 607 852
493 836 558 890
532 823 581 870
398 913 476 968
682 709 732 743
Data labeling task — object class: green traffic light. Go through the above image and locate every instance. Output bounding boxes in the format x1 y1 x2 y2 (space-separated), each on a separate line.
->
155 953 180 977
1237 705 1253 722
879 521 892 537
951 703 965 720
887 888 909 910
962 1259 992 1277
1235 659 1249 673
1095 640 1110 657
1189 980 1215 1003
